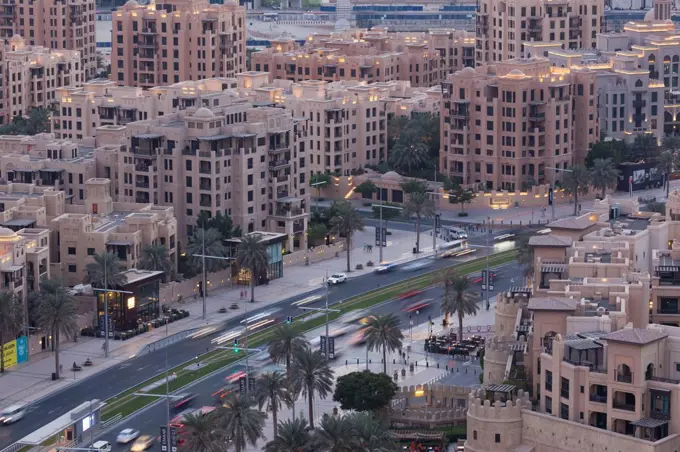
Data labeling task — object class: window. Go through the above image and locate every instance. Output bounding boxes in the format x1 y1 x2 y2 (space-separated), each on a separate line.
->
68 264 77 273
560 403 569 420
473 431 477 440
545 396 552 414
67 247 76 255
494 434 501 443
87 248 95 256
545 370 553 391
560 377 569 399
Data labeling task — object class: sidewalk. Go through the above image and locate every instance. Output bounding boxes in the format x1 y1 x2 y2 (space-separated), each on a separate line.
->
0 228 430 411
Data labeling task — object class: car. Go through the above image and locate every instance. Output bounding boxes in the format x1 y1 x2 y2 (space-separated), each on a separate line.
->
130 435 154 452
327 273 347 285
92 441 112 452
401 261 432 272
116 428 140 444
172 393 197 412
0 405 25 424
373 263 398 274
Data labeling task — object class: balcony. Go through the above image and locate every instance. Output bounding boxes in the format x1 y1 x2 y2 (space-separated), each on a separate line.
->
135 181 149 188
589 394 607 404
612 401 635 412
135 164 157 172
269 145 289 154
529 110 545 120
269 160 291 170
649 376 680 384
272 207 305 218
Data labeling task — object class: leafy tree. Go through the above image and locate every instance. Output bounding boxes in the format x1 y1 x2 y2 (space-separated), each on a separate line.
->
403 191 435 253
180 411 227 452
176 242 197 279
329 201 365 272
662 135 680 154
363 314 404 374
235 233 269 303
290 348 334 428
400 179 428 195
590 158 620 198
563 164 590 216
0 291 22 373
448 185 475 214
264 417 314 452
196 211 238 240
310 172 332 187
585 140 626 167
632 134 659 161
441 275 478 343
308 223 329 247
261 0 280 7
187 228 227 274
139 244 173 281
333 371 398 412
219 394 266 452
657 150 675 199
268 324 309 374
84 251 127 289
35 279 78 379
645 201 667 214
255 371 293 438
354 180 378 199
346 412 397 452
0 108 51 135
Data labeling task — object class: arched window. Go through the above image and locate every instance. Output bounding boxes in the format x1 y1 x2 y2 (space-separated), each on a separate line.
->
635 79 644 87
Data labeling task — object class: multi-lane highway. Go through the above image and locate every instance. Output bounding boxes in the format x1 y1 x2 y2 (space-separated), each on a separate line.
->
0 236 519 449
94 261 524 452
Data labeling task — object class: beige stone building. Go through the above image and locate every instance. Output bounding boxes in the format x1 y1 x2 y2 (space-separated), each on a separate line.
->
251 27 475 88
110 0 246 88
475 0 602 65
0 0 97 79
440 57 599 191
0 35 82 124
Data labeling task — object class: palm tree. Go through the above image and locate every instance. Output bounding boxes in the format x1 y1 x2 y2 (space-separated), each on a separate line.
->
220 393 266 452
255 371 293 438
329 201 365 272
83 251 127 289
268 324 309 374
402 191 435 253
139 244 173 281
235 233 269 303
35 279 78 379
657 150 675 199
313 414 357 452
436 267 457 326
590 158 620 199
347 412 397 452
663 135 680 154
180 411 227 452
389 142 429 176
633 134 659 160
290 348 334 428
186 227 227 274
264 418 314 452
516 235 535 285
563 164 590 216
0 291 21 373
441 275 478 343
363 314 404 374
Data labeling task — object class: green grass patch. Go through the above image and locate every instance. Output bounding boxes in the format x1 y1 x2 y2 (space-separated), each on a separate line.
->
101 250 517 421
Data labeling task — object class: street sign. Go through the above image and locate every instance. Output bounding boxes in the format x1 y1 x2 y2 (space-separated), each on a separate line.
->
98 316 113 336
548 187 554 206
320 335 327 356
160 426 168 452
319 335 336 359
169 426 178 452
435 214 441 233
238 376 255 393
375 227 387 247
481 270 494 291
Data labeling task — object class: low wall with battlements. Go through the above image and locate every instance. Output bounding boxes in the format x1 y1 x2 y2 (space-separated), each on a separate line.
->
390 383 473 427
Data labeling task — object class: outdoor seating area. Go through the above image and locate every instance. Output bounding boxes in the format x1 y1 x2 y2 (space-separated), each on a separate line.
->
391 430 446 451
424 333 485 356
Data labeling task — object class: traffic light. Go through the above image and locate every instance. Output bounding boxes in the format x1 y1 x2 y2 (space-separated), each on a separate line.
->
233 339 239 353
286 316 293 324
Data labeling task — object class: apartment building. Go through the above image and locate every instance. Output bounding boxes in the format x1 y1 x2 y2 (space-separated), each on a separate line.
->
0 0 96 79
111 0 246 88
475 0 602 65
0 35 82 124
439 57 599 191
251 27 475 88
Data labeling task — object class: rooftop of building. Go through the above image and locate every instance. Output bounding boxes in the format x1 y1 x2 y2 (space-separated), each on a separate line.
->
528 296 578 311
604 327 668 345
528 234 573 247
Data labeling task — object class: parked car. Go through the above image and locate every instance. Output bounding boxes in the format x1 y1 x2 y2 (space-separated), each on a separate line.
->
327 273 348 285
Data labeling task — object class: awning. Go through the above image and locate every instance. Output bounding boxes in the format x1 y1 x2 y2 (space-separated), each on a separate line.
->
508 286 532 295
1 265 23 272
276 196 302 203
484 383 516 393
134 133 163 139
565 339 602 351
656 266 680 272
7 168 36 173
39 168 65 173
106 240 132 246
197 135 230 141
231 133 256 138
631 417 669 428
542 264 567 273
509 342 527 352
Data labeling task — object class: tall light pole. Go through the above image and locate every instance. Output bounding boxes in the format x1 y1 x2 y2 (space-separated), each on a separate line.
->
371 203 402 262
92 255 132 359
311 180 328 214
546 166 574 222
427 188 445 258
191 248 234 320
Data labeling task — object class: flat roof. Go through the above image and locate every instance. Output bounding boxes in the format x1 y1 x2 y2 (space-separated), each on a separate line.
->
20 400 103 445
1 219 35 227
119 269 164 285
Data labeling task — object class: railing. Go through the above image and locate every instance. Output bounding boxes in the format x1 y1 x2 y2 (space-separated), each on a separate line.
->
649 376 680 384
612 401 635 411
616 373 633 383
560 388 570 399
589 394 607 404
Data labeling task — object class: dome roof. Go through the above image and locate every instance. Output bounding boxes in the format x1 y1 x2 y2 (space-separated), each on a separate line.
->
123 0 139 9
10 35 23 43
459 66 476 76
382 171 402 181
644 7 655 21
0 227 16 237
193 107 214 118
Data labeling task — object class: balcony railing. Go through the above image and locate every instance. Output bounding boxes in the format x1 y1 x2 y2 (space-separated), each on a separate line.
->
616 374 633 384
589 394 607 404
612 401 635 411
649 376 680 384
560 389 570 399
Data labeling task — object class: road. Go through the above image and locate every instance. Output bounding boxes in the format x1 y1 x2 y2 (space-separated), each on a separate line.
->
94 263 523 452
0 241 517 448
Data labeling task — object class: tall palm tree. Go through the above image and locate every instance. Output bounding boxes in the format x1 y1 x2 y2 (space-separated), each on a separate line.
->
35 279 78 379
389 142 429 176
235 233 269 303
186 228 227 274
255 371 293 438
264 418 314 452
138 243 173 280
0 291 21 373
268 324 309 374
220 393 266 452
313 414 357 452
180 411 227 452
563 164 590 216
290 348 334 428
402 191 435 254
329 201 365 273
363 314 404 374
436 267 457 326
441 275 478 343
83 251 127 289
590 158 620 199
657 150 675 199
347 412 397 452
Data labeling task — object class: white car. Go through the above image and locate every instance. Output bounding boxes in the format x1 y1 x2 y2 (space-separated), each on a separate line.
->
327 273 347 285
0 405 25 424
116 428 141 444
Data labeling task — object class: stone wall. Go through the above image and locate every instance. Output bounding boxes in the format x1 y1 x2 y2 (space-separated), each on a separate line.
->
390 383 472 428
281 241 346 267
465 390 530 452
160 268 232 305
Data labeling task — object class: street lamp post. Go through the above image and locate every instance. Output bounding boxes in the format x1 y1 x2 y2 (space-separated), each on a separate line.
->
371 203 402 263
409 315 413 341
311 180 328 214
191 252 235 319
426 189 445 258
546 166 574 222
